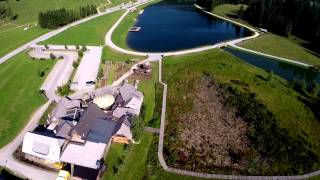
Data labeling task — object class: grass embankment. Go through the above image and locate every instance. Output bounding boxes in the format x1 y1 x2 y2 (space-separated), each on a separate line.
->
111 0 159 50
163 49 320 175
212 4 320 66
103 132 206 180
42 10 125 45
136 63 161 127
0 0 109 57
0 53 55 148
239 34 320 66
102 46 144 62
103 132 153 180
0 27 49 58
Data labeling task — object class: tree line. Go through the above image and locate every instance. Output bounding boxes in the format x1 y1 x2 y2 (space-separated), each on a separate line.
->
196 0 320 52
38 5 97 29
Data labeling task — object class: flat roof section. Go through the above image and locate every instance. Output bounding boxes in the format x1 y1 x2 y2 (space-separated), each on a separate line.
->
60 141 106 169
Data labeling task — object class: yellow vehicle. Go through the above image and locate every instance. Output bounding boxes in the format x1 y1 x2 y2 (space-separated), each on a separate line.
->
56 170 71 180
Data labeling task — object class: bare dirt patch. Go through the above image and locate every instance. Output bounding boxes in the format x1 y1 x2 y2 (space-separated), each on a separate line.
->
165 76 259 173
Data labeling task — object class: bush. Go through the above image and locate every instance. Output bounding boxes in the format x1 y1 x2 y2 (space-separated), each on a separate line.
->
49 53 56 60
132 106 145 141
37 69 45 77
73 61 79 68
56 83 72 96
75 45 80 50
64 45 68 49
78 51 83 58
44 44 49 49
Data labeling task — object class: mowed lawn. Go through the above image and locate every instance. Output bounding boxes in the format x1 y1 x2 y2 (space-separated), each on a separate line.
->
138 63 159 125
212 4 320 66
0 27 49 58
239 34 320 66
103 132 153 180
41 11 124 45
102 46 145 62
163 49 320 155
0 53 55 148
6 0 107 24
0 0 108 57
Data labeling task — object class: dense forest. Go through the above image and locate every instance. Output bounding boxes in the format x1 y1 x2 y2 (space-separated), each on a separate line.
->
196 0 320 52
38 5 97 29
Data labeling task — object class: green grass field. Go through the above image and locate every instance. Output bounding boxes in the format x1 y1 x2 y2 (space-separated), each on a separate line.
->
103 132 153 180
212 4 320 66
6 0 107 24
213 4 247 17
164 49 320 151
0 53 55 148
41 11 125 45
102 46 145 62
239 34 320 66
163 49 320 174
137 63 159 126
0 0 129 58
0 27 49 58
103 132 206 180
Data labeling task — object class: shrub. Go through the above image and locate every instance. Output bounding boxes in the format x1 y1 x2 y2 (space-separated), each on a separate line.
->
132 106 145 141
56 83 71 96
78 51 83 58
72 61 79 68
37 69 45 77
49 53 56 60
44 44 49 49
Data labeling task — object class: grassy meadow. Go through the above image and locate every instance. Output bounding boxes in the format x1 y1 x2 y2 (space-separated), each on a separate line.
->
239 34 320 66
102 46 145 62
42 11 125 45
212 4 320 66
163 49 320 174
103 132 207 180
0 53 55 148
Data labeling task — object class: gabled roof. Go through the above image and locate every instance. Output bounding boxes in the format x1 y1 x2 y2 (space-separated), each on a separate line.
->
55 121 74 139
115 123 132 140
50 98 81 122
87 119 116 143
22 132 65 162
119 83 136 102
113 107 136 118
73 103 108 139
60 141 106 169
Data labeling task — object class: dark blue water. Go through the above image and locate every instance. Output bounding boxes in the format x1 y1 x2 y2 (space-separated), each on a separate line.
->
224 47 320 84
127 2 252 52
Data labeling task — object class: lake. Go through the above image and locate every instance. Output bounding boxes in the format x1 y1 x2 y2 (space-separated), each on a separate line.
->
126 2 252 52
224 47 320 84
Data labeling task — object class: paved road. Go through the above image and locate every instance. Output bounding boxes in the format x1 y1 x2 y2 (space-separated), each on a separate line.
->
0 0 147 65
29 45 78 101
0 101 58 180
